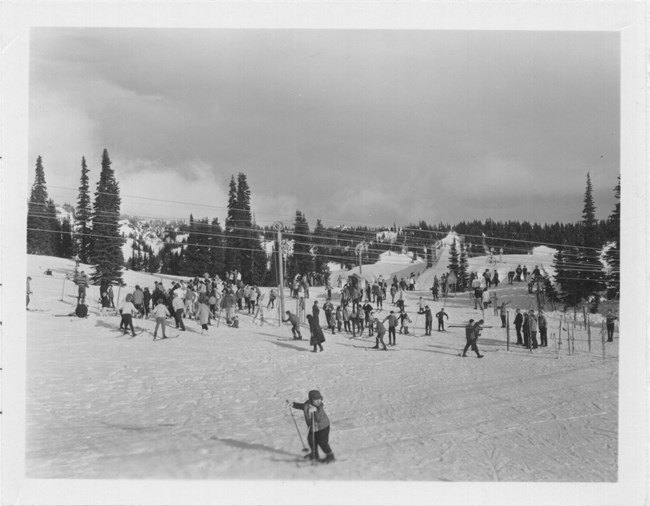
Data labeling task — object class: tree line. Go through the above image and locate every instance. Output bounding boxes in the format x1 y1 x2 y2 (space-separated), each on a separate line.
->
27 154 620 307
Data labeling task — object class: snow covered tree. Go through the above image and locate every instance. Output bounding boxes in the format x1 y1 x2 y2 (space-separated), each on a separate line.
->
27 156 58 255
75 156 93 263
90 149 124 285
604 174 620 299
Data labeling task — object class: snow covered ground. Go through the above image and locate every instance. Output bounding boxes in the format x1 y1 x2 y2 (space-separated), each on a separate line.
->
20 254 621 491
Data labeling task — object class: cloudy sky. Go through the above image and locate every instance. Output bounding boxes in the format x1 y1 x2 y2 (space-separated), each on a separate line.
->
29 28 620 228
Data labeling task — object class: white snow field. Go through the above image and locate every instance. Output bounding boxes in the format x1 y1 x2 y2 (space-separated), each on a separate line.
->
24 254 619 486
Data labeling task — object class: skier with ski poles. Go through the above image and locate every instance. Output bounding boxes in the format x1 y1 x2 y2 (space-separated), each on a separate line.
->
288 390 335 463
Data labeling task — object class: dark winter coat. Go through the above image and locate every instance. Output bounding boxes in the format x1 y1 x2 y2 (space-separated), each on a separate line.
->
291 400 330 432
307 314 325 346
514 312 523 328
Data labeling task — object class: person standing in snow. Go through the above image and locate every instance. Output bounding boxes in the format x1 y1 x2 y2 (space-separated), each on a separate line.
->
118 294 138 337
76 271 88 304
499 302 509 328
538 309 548 347
312 300 320 325
197 295 211 334
606 310 617 342
306 314 325 352
382 311 399 346
514 308 524 345
152 298 171 340
435 308 449 332
398 309 411 335
289 390 335 463
171 292 186 331
423 306 433 336
26 276 32 309
462 319 484 358
372 316 388 350
267 288 277 309
283 310 302 340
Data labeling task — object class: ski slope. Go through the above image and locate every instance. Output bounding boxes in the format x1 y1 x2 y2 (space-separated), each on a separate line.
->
10 254 630 505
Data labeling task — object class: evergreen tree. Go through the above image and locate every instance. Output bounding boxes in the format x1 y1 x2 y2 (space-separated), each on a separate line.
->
577 173 606 308
447 238 460 279
58 217 74 258
223 176 240 274
91 149 124 285
312 219 328 281
236 173 254 282
605 174 620 299
75 156 93 263
209 217 225 276
27 156 58 255
554 245 582 308
458 242 469 291
288 211 313 280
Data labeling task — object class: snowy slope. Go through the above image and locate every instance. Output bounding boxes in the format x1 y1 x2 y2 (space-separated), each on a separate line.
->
24 254 619 487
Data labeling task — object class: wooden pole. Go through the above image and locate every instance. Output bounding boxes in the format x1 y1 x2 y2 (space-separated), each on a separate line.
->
601 321 606 360
506 310 510 351
587 312 592 353
60 276 66 301
553 332 559 359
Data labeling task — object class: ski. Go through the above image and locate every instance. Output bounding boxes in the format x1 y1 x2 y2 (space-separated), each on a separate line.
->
153 334 180 340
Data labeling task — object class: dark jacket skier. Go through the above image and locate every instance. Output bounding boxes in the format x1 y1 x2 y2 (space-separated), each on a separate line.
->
289 390 335 462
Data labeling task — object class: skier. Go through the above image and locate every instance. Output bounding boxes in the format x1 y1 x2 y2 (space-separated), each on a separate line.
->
606 310 617 342
152 298 171 340
435 308 449 332
398 309 411 335
538 309 548 347
306 314 325 352
197 295 211 334
371 315 388 350
514 308 524 345
382 311 399 346
118 294 138 337
422 305 433 336
267 288 277 309
171 292 186 331
283 310 302 340
499 302 509 328
76 270 88 304
289 390 335 463
462 319 484 358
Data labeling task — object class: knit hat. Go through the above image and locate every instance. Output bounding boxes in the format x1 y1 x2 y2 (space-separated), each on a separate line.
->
308 390 322 401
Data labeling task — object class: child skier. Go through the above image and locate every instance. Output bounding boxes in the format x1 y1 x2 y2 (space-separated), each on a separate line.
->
289 390 335 463
118 294 138 336
152 298 171 340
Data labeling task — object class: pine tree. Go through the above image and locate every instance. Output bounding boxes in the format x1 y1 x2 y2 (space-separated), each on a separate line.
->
224 176 240 274
312 219 327 280
91 149 125 285
458 242 469 291
554 245 582 308
58 217 74 258
209 217 225 276
577 173 606 309
289 211 313 280
236 173 254 282
75 156 93 263
27 156 58 255
605 174 620 299
447 238 460 279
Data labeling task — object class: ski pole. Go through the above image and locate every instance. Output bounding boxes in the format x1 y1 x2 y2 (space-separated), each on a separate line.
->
311 411 316 465
287 402 309 452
